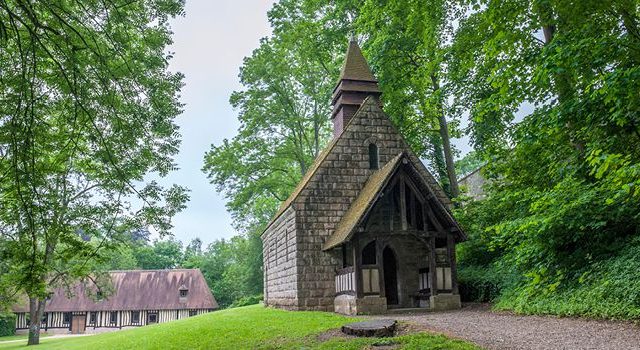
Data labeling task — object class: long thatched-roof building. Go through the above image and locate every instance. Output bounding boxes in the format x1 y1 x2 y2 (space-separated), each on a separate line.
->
13 269 218 334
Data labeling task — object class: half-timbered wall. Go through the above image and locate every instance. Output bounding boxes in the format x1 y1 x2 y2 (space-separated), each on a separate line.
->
15 309 214 331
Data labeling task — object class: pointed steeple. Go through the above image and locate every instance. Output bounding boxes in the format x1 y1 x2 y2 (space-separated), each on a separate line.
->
339 40 377 82
331 38 381 138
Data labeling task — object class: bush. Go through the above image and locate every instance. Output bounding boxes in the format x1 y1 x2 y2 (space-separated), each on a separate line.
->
457 266 504 302
496 237 640 320
0 313 16 337
230 294 263 308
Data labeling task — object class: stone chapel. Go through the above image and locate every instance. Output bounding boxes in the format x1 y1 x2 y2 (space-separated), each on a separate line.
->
261 39 466 315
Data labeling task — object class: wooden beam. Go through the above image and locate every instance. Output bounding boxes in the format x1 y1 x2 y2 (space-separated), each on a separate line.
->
389 186 394 231
376 239 385 298
429 236 438 296
353 238 363 299
409 187 416 228
402 173 427 203
425 201 446 235
399 176 407 230
447 235 459 295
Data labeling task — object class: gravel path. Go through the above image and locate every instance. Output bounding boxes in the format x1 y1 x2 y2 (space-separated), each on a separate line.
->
368 304 640 350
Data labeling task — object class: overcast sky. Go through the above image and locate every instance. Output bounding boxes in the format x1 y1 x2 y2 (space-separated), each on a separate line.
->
153 0 275 245
158 0 476 246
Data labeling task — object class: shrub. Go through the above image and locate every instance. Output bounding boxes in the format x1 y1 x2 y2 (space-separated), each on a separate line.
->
457 266 504 302
0 313 16 337
230 294 263 308
496 237 640 320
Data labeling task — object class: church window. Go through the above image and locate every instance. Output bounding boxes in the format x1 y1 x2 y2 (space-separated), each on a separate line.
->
368 143 379 169
362 240 377 265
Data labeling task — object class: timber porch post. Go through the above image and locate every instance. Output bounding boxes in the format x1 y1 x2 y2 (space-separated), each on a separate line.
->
376 239 386 298
429 236 438 296
353 238 363 298
447 234 459 295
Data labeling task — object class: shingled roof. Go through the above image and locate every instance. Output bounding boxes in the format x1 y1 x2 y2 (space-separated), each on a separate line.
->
13 269 218 312
323 153 404 250
323 151 467 250
339 39 377 82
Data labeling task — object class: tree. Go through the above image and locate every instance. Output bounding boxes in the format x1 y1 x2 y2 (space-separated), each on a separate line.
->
203 0 349 230
354 0 461 197
0 0 187 344
451 0 640 317
455 151 484 178
134 238 185 270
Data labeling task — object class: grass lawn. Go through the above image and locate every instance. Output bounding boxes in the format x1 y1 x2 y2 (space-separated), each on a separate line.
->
0 334 49 343
0 305 480 349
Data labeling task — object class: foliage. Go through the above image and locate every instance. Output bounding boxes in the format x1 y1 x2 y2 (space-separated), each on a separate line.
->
229 294 263 308
455 151 484 179
457 266 505 303
186 229 263 308
96 231 263 309
0 314 15 338
0 0 187 344
0 305 480 350
496 236 640 319
202 0 346 230
134 238 184 270
449 0 640 320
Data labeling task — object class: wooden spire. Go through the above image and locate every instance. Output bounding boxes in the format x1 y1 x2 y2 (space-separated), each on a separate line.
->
331 39 381 137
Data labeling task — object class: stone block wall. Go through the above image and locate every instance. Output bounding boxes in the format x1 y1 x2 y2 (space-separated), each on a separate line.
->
294 98 426 311
262 206 299 309
430 294 462 311
459 169 486 201
263 97 454 312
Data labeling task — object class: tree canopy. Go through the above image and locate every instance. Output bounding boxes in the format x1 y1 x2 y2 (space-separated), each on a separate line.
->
0 0 187 344
206 0 640 320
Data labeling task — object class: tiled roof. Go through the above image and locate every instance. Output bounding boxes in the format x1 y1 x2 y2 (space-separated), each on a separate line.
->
13 269 218 312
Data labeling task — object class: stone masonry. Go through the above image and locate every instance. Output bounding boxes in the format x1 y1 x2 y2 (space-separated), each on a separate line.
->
263 97 451 311
261 39 463 313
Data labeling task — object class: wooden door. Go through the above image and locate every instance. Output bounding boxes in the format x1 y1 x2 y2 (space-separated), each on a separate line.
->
71 314 86 334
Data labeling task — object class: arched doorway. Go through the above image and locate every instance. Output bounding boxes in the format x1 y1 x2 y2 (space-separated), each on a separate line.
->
383 246 398 306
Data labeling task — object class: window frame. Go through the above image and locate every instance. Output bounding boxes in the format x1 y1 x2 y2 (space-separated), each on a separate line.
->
131 311 140 324
109 311 118 324
63 312 71 325
368 143 379 170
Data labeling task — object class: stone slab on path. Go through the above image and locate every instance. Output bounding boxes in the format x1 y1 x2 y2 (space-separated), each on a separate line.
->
341 319 397 337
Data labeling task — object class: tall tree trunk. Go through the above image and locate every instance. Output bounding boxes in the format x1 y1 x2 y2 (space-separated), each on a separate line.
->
535 0 584 153
430 133 451 197
27 297 46 345
431 75 460 198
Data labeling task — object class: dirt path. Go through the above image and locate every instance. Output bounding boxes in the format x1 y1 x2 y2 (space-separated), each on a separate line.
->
367 304 640 350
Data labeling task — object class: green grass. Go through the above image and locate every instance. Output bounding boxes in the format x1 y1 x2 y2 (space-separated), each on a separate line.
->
0 305 480 349
0 334 49 343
